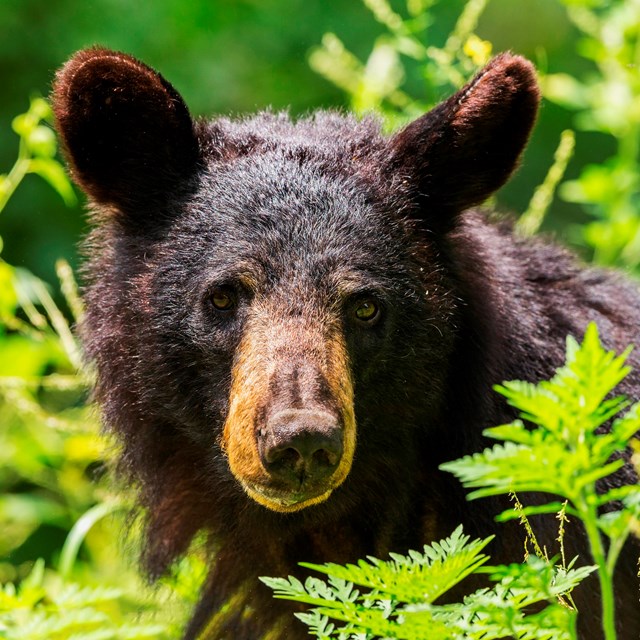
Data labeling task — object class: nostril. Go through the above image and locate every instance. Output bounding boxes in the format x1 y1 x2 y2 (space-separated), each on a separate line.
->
266 446 302 469
312 447 339 469
258 409 343 484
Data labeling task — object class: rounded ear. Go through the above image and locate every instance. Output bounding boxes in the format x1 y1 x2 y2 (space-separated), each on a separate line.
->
387 53 540 225
52 47 200 215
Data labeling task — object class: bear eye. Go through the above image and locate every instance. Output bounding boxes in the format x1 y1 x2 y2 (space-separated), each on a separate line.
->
209 286 236 312
353 298 380 325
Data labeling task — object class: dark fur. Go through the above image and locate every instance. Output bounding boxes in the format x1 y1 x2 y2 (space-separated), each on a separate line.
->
52 49 640 639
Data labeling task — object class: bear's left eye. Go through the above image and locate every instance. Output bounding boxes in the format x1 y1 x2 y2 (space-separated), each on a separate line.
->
209 286 237 312
353 298 381 325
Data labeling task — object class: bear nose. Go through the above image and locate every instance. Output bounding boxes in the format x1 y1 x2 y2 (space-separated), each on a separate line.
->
259 409 343 486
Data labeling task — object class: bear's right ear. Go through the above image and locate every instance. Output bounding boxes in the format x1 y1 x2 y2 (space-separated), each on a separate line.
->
52 48 199 216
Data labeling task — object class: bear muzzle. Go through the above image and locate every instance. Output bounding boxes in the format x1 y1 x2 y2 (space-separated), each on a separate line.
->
221 314 356 512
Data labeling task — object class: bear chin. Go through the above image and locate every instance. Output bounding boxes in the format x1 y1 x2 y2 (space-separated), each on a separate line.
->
241 481 335 513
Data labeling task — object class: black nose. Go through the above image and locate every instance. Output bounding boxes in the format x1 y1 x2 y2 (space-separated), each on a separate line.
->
258 409 343 485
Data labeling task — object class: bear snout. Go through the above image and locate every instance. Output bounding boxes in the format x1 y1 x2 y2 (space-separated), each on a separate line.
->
222 315 357 512
258 409 343 487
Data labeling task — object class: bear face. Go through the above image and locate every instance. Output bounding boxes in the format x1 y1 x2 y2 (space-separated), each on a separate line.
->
53 49 640 639
52 49 538 521
123 145 468 513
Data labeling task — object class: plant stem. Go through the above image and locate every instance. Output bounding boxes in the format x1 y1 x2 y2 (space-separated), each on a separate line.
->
0 138 30 215
58 501 123 579
517 129 576 237
605 529 629 578
444 0 489 58
581 499 617 640
30 276 84 371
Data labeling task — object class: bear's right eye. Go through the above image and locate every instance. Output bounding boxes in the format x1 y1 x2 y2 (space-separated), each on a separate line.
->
209 286 237 312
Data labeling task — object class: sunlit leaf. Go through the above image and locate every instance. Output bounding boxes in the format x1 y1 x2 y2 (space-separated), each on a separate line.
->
29 159 76 206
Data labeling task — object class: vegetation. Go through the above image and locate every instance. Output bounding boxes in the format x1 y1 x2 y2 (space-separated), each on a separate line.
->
264 325 640 639
0 1 638 638
309 0 640 271
264 527 591 640
0 97 203 640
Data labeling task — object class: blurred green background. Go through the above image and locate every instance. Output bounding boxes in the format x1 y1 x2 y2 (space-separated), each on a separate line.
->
1 0 628 284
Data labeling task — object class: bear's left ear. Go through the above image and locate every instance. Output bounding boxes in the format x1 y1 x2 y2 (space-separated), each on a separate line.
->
52 47 200 218
387 53 540 225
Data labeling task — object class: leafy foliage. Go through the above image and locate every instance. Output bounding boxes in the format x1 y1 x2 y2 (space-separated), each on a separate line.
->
0 99 202 639
441 323 640 536
0 559 165 640
0 100 95 570
543 1 640 270
309 0 493 126
265 325 638 640
0 97 75 214
262 527 592 640
442 323 640 640
265 526 493 606
443 325 637 504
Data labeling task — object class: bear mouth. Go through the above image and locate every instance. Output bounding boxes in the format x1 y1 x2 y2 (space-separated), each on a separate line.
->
240 479 335 513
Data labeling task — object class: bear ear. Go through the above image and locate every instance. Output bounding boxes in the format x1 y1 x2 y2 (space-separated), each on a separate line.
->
387 53 540 227
52 47 200 217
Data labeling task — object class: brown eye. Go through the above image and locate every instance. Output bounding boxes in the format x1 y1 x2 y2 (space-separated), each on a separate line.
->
210 287 236 311
354 299 380 324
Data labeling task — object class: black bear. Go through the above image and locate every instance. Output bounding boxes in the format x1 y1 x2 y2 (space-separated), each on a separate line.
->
52 48 640 639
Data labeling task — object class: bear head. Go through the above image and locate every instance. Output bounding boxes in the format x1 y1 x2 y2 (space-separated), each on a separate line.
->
52 48 539 571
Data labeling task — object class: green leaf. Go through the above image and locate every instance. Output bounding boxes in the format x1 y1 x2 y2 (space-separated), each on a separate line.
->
299 526 493 606
542 73 589 110
26 126 56 158
0 334 64 376
11 113 33 138
28 158 76 206
443 323 638 516
0 494 68 528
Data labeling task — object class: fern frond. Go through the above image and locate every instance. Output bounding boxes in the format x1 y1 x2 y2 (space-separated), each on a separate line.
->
263 530 587 639
297 525 493 605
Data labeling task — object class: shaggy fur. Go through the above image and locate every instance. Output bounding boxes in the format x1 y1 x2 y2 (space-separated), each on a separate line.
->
52 48 640 639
